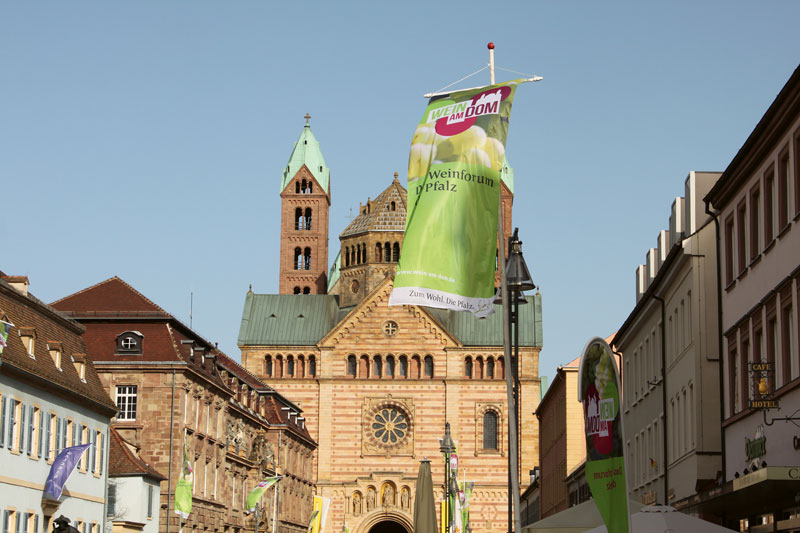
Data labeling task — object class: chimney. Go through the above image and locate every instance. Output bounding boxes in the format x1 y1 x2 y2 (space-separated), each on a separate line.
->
670 197 685 246
657 230 670 269
3 275 30 297
646 248 658 289
635 265 646 303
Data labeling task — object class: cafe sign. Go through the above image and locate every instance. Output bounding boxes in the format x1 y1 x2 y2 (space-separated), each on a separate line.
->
748 362 780 410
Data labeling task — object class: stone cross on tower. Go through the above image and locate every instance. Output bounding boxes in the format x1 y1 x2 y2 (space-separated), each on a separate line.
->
304 113 311 124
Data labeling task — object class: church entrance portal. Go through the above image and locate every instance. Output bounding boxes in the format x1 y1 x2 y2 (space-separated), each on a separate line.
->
367 520 408 533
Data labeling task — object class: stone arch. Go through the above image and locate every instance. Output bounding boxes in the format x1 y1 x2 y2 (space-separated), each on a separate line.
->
357 511 412 533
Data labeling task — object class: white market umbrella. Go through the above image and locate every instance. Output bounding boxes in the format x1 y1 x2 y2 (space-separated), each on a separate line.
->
584 505 735 532
523 499 645 533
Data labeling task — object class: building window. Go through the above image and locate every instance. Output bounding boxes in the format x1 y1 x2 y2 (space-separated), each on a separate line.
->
384 242 391 263
750 185 761 260
373 356 382 378
483 411 498 450
116 332 143 355
764 165 775 244
287 356 295 377
303 248 311 270
424 356 434 378
116 386 138 421
347 355 357 377
376 242 383 262
385 356 395 378
308 356 316 377
399 356 407 378
148 484 154 518
295 207 304 230
465 357 472 378
382 321 398 336
781 301 795 385
794 129 800 219
392 242 400 262
294 247 302 270
724 215 734 286
778 149 790 231
737 200 747 274
371 407 408 445
265 356 273 377
303 286 310 294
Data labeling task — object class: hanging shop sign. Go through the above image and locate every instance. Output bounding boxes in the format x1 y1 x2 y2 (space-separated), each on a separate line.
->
745 425 767 462
748 362 780 410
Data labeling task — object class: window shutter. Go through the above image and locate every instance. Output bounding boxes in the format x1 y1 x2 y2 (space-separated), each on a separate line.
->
0 396 6 448
43 414 49 460
55 417 62 454
90 431 96 473
20 404 27 453
33 515 38 533
38 410 44 459
72 423 78 447
107 483 117 515
2 510 8 533
99 432 104 475
27 406 34 456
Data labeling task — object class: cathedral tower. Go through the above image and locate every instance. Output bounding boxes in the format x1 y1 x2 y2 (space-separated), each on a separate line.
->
279 115 331 294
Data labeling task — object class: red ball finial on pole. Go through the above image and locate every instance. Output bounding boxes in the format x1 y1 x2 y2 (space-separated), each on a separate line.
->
488 42 495 50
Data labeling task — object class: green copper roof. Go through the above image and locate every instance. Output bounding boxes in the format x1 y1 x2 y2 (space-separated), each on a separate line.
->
238 291 542 348
238 293 340 346
426 292 541 347
280 123 330 194
327 251 341 292
501 156 514 194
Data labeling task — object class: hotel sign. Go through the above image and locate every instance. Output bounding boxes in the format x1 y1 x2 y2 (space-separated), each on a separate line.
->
748 362 779 410
733 467 800 491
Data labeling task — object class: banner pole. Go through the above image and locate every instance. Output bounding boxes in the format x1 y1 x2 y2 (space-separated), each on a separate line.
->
488 42 495 84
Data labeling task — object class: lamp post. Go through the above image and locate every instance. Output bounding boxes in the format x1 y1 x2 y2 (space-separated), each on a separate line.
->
497 228 535 533
439 422 456 533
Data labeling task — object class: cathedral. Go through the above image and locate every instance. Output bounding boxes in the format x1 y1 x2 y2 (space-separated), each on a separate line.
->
238 118 543 533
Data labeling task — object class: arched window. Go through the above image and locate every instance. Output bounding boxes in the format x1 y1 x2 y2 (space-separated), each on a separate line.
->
287 356 295 377
483 411 498 450
265 356 273 377
301 179 308 193
347 355 357 377
303 286 310 294
384 242 391 262
391 201 396 211
293 286 301 294
294 248 302 270
393 242 400 262
424 356 434 378
373 355 382 378
296 181 300 194
399 356 408 378
308 356 316 377
345 247 350 267
465 357 473 378
410 355 421 379
357 244 362 265
498 357 505 379
350 247 356 267
476 357 484 379
385 356 395 378
303 248 311 270
487 357 495 378
359 355 369 378
304 208 312 230
308 182 313 194
295 208 304 230
376 242 383 262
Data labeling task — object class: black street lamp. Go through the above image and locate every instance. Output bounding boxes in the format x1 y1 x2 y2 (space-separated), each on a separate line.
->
439 422 456 533
498 228 534 533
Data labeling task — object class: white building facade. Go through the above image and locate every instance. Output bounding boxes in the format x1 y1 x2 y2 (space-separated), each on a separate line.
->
1 274 116 533
614 171 723 518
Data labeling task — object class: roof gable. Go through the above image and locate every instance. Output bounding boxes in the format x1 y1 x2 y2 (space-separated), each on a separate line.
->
319 276 459 349
51 277 169 317
341 176 407 237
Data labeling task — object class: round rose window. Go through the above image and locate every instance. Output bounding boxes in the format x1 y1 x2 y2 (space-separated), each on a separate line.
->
372 408 408 444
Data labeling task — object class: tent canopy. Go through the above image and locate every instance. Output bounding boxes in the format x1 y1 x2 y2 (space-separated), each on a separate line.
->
523 499 645 533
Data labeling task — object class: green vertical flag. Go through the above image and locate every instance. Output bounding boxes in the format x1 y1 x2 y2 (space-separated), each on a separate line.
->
459 481 473 533
0 319 13 354
245 477 280 514
174 440 193 519
389 79 528 317
578 337 630 533
306 510 319 533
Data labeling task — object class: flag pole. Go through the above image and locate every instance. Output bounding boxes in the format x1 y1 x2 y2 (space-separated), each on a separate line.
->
491 40 522 533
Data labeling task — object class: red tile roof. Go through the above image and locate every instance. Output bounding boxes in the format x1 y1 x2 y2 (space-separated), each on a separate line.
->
108 427 166 480
0 278 117 414
52 277 170 317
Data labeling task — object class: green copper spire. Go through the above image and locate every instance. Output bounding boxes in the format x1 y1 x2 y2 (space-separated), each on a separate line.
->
281 114 330 194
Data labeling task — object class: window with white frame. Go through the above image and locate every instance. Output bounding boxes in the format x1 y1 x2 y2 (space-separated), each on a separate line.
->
116 386 138 421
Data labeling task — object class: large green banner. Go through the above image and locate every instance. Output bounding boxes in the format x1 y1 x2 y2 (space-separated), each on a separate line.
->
578 337 630 533
389 79 527 316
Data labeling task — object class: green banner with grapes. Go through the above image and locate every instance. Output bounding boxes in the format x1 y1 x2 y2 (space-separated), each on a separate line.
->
389 79 527 317
578 337 630 533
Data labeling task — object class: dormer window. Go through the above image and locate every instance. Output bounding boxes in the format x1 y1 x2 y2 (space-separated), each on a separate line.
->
72 353 87 382
46 341 62 370
19 327 36 358
116 331 144 355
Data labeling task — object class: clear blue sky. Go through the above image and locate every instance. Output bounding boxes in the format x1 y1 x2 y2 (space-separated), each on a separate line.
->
2 1 798 386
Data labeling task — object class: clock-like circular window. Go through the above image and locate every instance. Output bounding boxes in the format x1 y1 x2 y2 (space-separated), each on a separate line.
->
372 408 408 444
351 280 360 294
382 321 398 336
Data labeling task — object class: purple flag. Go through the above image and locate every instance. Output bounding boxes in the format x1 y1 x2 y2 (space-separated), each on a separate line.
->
44 443 92 500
